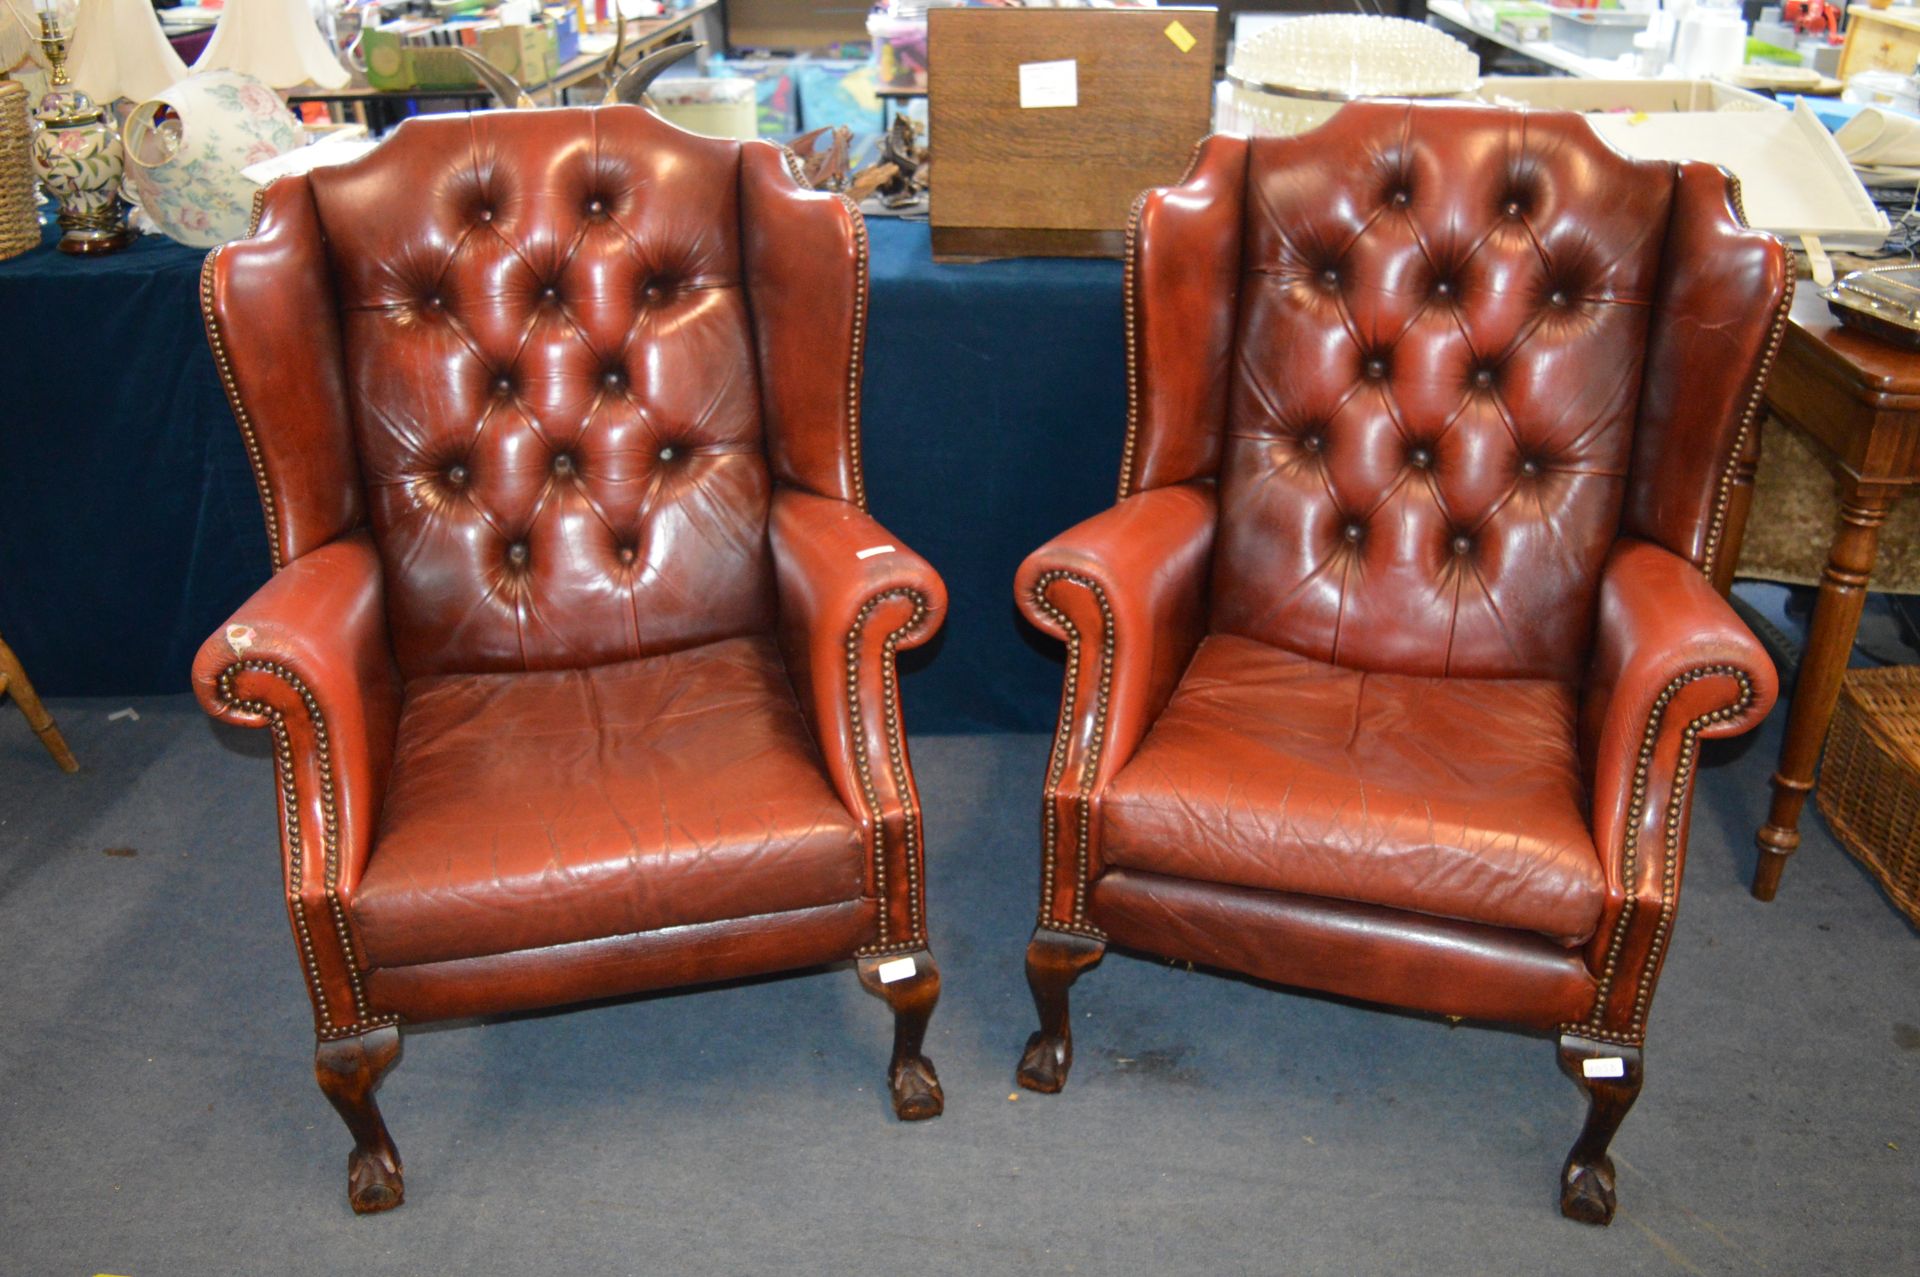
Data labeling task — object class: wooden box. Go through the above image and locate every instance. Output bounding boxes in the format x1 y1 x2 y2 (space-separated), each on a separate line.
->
928 6 1217 261
1838 5 1920 81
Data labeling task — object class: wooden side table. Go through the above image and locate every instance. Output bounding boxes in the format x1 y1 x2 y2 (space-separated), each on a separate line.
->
1742 289 1920 900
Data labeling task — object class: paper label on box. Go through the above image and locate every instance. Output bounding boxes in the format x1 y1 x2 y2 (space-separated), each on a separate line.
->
1164 20 1198 53
1582 1056 1626 1079
876 956 917 984
1018 59 1078 110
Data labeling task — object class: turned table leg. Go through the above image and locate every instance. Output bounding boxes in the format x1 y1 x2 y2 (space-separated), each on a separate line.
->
1754 483 1894 900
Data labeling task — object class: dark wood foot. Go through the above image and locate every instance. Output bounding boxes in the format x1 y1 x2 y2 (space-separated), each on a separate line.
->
1556 1033 1644 1226
856 949 944 1121
314 1026 405 1214
1016 927 1105 1094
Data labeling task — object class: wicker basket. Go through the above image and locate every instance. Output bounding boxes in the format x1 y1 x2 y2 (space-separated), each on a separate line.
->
1815 664 1920 925
0 80 36 262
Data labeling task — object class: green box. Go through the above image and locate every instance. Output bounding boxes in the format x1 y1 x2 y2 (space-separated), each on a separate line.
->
361 24 558 93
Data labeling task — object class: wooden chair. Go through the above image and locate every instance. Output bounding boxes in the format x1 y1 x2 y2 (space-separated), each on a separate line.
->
0 633 78 772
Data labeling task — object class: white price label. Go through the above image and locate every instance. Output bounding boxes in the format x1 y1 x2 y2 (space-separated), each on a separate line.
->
876 956 918 984
1582 1056 1626 1080
1018 59 1078 110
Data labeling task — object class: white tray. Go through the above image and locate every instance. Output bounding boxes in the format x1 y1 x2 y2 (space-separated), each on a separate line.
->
1583 98 1888 250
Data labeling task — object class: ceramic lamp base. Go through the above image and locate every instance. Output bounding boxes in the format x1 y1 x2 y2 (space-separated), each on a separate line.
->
56 222 134 255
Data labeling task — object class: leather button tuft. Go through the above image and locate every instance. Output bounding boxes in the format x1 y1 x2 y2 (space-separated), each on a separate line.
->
1550 289 1570 307
1503 200 1523 217
492 375 512 396
1451 534 1473 556
1520 457 1542 477
552 454 575 477
540 286 558 303
1408 446 1433 469
1299 432 1324 453
1342 523 1365 544
616 544 637 565
477 208 494 223
423 294 444 311
1472 368 1494 390
446 463 470 486
1320 268 1339 288
506 541 529 566
1390 189 1411 207
642 281 667 302
602 369 625 389
1365 358 1388 381
1433 280 1453 298
657 445 677 461
586 198 605 215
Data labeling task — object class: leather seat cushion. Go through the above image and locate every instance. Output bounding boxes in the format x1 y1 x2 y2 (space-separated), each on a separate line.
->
352 635 864 968
1100 634 1604 946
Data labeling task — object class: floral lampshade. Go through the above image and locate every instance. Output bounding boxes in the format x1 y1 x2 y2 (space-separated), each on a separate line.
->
69 0 189 103
122 69 303 247
193 0 350 90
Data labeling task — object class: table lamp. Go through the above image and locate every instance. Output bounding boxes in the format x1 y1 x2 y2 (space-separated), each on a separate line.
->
193 0 350 90
69 0 188 104
6 0 135 254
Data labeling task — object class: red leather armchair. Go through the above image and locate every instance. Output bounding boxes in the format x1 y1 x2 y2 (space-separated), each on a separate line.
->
194 106 947 1213
1013 102 1788 1224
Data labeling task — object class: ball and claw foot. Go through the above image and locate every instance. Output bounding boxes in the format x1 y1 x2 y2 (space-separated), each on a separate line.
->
1556 1032 1643 1227
890 1054 944 1121
347 1144 405 1215
1016 927 1104 1094
314 1025 406 1215
1560 1153 1617 1226
856 949 944 1122
1016 1028 1072 1094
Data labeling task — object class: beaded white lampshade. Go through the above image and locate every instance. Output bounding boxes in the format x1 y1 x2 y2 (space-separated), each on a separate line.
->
1223 16 1479 137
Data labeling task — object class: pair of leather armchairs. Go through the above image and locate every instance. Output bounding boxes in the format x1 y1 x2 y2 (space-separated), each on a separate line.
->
194 101 1786 1224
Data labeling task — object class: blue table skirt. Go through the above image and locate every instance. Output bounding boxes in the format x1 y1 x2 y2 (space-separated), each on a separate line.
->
0 217 1126 733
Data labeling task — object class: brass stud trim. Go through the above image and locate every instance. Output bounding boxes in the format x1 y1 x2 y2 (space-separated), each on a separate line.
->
1116 135 1217 503
216 658 397 1039
1702 264 1793 583
201 245 284 572
1028 569 1116 935
1568 662 1755 1046
844 587 934 954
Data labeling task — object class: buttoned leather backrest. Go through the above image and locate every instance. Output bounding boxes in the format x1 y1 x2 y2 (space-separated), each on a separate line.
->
1211 103 1680 681
304 108 774 677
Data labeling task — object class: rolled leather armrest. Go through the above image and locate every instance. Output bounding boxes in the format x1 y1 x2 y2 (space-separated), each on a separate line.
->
191 529 402 1038
1014 481 1217 931
192 529 402 901
1575 538 1778 1039
770 487 947 951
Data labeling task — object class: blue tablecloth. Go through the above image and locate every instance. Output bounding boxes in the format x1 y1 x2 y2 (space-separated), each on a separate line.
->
0 218 1125 733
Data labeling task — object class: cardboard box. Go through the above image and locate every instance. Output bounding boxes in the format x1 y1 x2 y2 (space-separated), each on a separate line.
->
929 6 1216 260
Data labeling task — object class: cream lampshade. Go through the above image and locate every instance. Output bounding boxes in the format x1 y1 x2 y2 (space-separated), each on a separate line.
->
193 0 350 90
69 0 189 103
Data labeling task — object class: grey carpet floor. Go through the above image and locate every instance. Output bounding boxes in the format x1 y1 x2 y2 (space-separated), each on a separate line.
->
0 693 1915 1275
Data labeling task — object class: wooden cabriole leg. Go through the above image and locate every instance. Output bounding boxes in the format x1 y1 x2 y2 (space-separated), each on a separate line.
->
856 949 945 1121
0 635 78 772
1556 1033 1645 1226
1754 482 1894 900
1015 927 1105 1094
313 1025 405 1214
